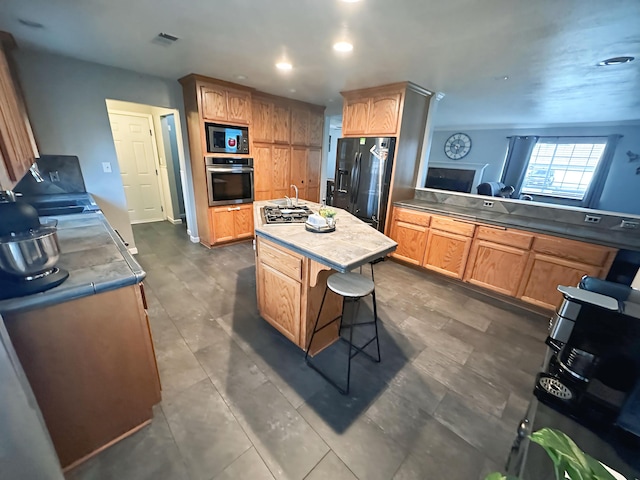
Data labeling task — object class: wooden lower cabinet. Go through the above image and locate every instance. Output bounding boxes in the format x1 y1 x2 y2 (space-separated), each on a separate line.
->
388 206 618 312
256 237 342 354
3 284 161 469
422 229 472 279
209 204 253 245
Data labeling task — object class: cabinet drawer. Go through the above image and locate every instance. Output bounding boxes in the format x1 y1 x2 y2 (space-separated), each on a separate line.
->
258 239 302 281
531 235 614 267
393 208 431 227
430 216 475 237
476 226 533 250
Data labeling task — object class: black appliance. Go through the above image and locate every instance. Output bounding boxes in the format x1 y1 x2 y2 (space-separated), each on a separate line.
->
205 157 254 206
262 205 312 224
330 137 395 232
205 123 249 155
535 277 640 437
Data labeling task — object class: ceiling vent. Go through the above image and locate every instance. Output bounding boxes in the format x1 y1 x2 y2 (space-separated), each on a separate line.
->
157 32 179 42
598 56 634 66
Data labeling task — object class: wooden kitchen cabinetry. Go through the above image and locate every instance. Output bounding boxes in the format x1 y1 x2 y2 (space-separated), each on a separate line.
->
208 204 253 245
389 207 430 265
0 33 39 191
342 85 404 137
518 234 617 310
256 237 343 353
290 147 322 203
389 206 618 311
201 84 251 124
3 284 161 469
422 216 475 279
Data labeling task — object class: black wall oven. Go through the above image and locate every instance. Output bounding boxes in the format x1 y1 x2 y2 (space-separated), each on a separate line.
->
206 157 254 206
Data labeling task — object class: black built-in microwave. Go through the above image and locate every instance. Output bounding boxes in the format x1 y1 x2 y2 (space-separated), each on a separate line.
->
205 122 249 154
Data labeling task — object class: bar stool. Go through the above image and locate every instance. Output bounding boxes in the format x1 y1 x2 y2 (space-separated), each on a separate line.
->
305 264 381 395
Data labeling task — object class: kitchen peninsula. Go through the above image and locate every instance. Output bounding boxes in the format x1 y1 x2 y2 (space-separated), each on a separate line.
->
253 201 397 354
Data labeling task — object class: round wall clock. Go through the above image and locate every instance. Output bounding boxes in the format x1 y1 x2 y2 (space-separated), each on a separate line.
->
444 133 472 160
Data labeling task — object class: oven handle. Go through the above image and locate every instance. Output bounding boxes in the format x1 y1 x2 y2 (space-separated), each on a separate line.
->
226 206 242 211
206 166 254 173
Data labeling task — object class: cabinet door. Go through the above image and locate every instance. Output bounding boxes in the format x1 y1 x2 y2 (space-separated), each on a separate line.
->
258 262 301 344
200 85 228 122
423 229 472 279
253 143 272 201
0 47 36 189
273 104 290 144
306 148 322 202
291 107 310 146
290 147 308 199
209 207 236 244
251 98 273 143
389 220 428 265
367 92 402 135
464 240 529 297
272 146 291 199
227 89 251 124
234 204 254 240
342 97 369 136
518 253 601 311
308 111 324 147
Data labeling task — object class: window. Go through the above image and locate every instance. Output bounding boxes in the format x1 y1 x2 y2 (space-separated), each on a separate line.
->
521 138 607 200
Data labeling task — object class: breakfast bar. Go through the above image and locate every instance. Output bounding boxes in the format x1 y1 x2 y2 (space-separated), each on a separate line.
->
253 200 397 354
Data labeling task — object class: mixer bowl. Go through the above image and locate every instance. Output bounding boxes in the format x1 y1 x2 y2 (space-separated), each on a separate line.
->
0 227 61 278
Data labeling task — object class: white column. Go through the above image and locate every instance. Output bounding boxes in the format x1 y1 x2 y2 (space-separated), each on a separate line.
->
415 92 445 188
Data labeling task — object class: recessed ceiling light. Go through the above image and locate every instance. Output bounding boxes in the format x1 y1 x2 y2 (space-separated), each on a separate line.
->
340 0 362 3
333 41 353 52
18 18 44 29
276 62 293 71
290 88 296 93
236 74 247 80
598 56 634 66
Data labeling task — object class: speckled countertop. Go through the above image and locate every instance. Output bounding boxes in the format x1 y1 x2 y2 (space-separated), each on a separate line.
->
395 199 640 251
253 201 397 273
0 207 145 314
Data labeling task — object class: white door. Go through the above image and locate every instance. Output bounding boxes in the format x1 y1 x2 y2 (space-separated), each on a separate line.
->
109 113 164 224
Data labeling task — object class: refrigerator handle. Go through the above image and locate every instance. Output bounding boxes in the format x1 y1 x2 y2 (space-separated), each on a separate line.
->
351 152 362 208
337 169 348 193
349 151 359 206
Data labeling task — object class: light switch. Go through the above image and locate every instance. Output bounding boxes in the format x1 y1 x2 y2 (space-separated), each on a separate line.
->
102 162 112 173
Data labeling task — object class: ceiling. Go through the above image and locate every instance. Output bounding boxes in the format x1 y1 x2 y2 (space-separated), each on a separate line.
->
1 0 639 128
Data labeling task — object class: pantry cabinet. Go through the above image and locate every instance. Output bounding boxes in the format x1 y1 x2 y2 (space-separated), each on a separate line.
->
0 37 39 191
273 103 291 144
388 206 618 311
208 204 253 245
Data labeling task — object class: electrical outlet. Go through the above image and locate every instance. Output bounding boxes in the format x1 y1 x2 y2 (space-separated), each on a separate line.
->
102 162 112 173
483 200 494 208
49 171 60 183
584 214 601 224
620 220 639 230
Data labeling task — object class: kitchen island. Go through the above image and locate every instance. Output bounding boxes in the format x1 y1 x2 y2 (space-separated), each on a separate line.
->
253 201 397 354
0 207 161 471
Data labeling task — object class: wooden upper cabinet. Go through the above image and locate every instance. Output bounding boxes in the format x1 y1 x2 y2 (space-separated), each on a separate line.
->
0 43 38 190
273 103 290 144
367 92 402 136
342 97 370 136
200 85 228 122
272 146 290 199
252 98 273 143
291 107 310 146
227 89 251 124
308 111 324 147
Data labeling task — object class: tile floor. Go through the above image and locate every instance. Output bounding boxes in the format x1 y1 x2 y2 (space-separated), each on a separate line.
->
66 221 549 480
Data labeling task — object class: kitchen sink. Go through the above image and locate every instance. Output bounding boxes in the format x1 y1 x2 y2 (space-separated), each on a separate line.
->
270 198 306 207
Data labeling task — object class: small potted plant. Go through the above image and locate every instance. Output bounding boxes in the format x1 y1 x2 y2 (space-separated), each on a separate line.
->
318 206 337 228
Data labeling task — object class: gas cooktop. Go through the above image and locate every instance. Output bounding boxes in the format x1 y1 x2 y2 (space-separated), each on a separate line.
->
263 205 312 224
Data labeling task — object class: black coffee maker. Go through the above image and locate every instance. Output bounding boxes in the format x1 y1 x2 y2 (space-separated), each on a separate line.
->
536 276 640 437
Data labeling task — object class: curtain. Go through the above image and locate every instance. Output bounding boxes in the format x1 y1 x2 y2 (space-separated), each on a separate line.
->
501 136 539 197
582 134 622 208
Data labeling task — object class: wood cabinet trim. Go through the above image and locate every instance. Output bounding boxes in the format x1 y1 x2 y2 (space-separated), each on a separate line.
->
475 226 534 250
422 229 472 279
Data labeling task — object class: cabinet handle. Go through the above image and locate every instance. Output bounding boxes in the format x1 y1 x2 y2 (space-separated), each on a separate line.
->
227 207 241 211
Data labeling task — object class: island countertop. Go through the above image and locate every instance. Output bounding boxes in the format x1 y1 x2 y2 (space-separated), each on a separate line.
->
0 209 145 315
253 201 398 273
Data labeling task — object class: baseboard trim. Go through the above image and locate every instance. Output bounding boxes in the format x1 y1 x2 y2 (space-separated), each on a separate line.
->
128 247 139 255
189 235 199 243
167 218 183 225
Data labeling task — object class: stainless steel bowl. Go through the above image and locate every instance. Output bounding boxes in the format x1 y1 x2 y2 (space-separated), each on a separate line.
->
0 227 61 277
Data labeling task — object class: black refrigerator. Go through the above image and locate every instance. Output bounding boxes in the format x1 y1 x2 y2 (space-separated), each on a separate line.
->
331 137 396 232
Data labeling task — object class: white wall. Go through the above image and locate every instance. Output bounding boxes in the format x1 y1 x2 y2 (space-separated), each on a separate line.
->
427 123 640 215
13 49 197 248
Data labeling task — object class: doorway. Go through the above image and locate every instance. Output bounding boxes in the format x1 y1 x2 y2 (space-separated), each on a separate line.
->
108 111 165 224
